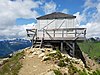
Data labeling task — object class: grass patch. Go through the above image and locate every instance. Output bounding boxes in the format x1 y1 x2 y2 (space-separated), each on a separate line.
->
78 69 100 75
89 70 100 75
57 59 66 67
78 41 100 59
68 63 78 75
0 51 24 75
48 50 63 60
64 57 70 62
53 69 62 75
78 69 88 75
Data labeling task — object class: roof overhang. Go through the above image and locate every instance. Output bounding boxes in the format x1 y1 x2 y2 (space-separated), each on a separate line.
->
36 12 76 20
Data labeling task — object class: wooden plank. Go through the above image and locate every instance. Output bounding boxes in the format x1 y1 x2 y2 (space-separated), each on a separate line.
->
62 30 64 37
37 37 85 41
61 41 63 51
46 28 86 31
53 30 55 37
44 32 85 34
65 42 73 50
72 42 75 57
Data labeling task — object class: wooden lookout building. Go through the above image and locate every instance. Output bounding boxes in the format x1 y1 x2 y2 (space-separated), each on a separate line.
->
26 12 86 58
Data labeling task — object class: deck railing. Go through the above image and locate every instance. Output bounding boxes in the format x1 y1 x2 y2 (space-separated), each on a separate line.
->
43 28 86 40
26 28 86 41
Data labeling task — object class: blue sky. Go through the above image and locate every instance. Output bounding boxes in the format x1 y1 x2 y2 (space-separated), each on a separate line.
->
16 0 85 25
0 0 100 39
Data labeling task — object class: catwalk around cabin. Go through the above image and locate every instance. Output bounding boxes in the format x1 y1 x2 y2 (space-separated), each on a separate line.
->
26 12 87 67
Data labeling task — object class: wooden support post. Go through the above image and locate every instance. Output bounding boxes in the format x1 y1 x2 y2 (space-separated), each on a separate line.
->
61 41 63 52
43 29 45 38
84 29 86 39
62 30 64 37
75 29 77 37
31 39 34 48
36 29 37 39
54 30 55 37
72 42 75 57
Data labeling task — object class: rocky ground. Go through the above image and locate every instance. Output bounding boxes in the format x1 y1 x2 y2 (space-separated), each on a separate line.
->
18 47 100 75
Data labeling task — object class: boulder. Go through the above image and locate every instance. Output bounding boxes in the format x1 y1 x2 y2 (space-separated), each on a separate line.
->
36 50 42 55
45 71 55 75
42 56 50 61
30 48 35 52
50 51 56 54
38 53 45 58
28 53 34 58
32 52 37 55
40 48 45 52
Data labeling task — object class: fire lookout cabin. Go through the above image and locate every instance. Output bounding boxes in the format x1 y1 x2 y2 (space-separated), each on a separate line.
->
26 12 86 57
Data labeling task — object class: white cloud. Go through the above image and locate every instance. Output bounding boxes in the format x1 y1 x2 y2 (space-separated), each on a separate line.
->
0 0 42 39
79 22 100 38
74 12 84 25
75 0 100 38
0 23 36 39
43 1 57 14
62 9 68 14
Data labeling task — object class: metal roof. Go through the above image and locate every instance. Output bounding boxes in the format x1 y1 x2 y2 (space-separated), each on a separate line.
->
36 12 76 20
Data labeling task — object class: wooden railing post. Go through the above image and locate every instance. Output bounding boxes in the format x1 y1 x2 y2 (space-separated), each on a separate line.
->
34 29 37 38
62 30 64 37
45 28 86 40
72 42 75 57
75 29 77 37
54 30 55 37
43 29 45 38
84 29 86 39
61 41 63 51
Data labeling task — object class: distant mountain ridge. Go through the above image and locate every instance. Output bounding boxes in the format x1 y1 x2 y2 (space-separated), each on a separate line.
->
0 38 32 57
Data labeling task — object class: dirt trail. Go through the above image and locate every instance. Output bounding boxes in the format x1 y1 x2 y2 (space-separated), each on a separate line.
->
18 55 55 75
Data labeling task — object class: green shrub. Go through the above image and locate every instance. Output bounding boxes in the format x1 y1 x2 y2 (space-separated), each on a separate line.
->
48 53 56 57
64 57 70 62
64 73 67 75
48 50 62 60
3 59 9 64
90 70 100 75
96 70 100 75
57 60 66 67
78 69 88 75
0 51 24 75
53 69 62 75
56 50 63 59
68 63 78 75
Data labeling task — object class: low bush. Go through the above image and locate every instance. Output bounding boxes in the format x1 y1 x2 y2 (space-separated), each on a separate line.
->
57 59 66 67
0 51 24 75
53 69 62 75
89 70 100 75
64 57 70 62
48 50 63 60
68 63 78 75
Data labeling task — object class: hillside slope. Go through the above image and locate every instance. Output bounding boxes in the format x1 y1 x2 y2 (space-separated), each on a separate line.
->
0 47 100 75
18 48 100 75
78 41 100 63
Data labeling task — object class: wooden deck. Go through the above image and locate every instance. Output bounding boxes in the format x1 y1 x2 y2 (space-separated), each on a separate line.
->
26 28 86 58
